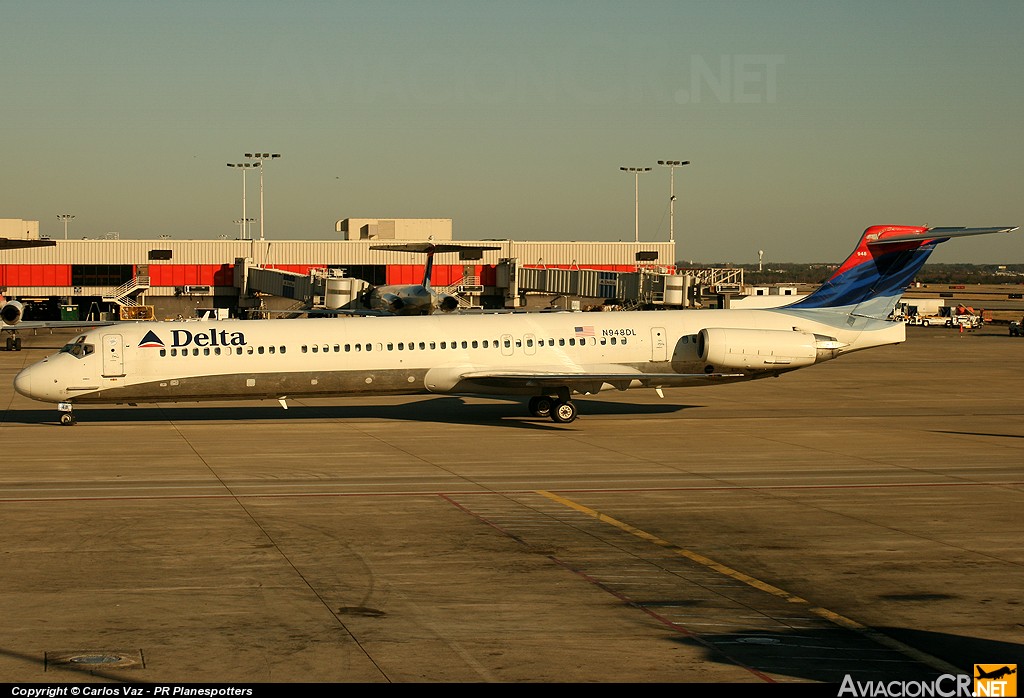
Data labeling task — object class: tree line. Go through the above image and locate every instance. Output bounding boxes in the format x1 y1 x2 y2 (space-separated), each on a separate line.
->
712 263 1024 286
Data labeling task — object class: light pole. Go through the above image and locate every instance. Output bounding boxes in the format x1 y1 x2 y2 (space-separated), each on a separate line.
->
226 162 260 239
657 160 690 244
57 214 75 240
619 167 651 243
245 152 281 241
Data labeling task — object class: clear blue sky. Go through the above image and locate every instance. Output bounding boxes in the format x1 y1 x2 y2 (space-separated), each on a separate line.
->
3 0 1022 263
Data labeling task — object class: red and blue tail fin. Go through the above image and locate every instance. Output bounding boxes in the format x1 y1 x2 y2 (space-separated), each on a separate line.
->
783 225 1017 320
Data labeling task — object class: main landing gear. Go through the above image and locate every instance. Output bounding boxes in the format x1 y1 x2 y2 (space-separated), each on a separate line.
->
4 335 22 351
58 402 77 426
527 393 579 424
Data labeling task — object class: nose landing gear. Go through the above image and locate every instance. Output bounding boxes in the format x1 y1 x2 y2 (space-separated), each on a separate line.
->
58 402 77 426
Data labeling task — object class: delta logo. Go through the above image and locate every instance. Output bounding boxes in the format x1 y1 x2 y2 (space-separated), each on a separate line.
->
138 329 247 349
975 665 1017 697
139 330 164 348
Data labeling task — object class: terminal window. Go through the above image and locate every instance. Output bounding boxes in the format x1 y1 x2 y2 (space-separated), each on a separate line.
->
71 264 134 287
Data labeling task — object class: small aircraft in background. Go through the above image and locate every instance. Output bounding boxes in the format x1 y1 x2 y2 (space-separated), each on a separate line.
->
353 242 501 316
1 238 114 350
1 298 115 351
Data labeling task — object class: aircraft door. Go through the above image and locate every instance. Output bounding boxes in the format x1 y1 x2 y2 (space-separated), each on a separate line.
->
524 333 537 356
650 327 668 361
102 334 125 377
500 333 514 357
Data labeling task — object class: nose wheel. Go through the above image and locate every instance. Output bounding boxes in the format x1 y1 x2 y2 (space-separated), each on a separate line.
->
58 403 77 426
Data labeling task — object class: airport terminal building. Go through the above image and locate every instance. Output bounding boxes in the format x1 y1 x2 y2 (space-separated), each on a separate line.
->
0 218 679 320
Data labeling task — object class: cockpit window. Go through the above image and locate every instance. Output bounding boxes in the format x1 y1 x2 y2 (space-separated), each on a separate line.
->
59 335 95 359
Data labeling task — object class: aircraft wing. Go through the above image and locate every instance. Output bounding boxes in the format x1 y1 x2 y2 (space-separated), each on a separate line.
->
457 368 745 392
2 320 118 331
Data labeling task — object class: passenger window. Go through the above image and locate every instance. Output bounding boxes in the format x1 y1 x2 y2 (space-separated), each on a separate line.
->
258 346 264 355
471 340 478 349
160 349 166 357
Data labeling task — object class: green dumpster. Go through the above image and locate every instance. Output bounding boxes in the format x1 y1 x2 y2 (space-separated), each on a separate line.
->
60 305 79 321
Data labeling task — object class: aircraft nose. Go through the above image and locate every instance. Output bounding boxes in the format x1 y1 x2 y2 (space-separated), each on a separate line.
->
13 366 32 398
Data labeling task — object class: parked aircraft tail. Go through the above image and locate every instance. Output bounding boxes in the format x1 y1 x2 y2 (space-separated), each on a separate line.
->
782 226 1017 321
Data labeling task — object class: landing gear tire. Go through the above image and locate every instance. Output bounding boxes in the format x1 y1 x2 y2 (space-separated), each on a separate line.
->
550 400 578 424
4 336 12 351
59 413 77 426
528 396 553 418
13 336 21 351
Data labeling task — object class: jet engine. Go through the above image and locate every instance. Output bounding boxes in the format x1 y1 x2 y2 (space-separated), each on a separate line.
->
1 300 24 326
697 327 822 370
436 294 460 313
376 292 405 313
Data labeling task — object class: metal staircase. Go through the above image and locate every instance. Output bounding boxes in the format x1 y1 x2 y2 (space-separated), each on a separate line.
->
102 275 151 308
439 275 483 309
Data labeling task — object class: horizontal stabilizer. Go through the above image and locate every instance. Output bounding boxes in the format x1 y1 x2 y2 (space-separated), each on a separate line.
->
867 226 1017 246
370 243 502 254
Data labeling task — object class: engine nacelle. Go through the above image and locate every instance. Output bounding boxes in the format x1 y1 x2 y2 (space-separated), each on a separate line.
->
376 292 405 313
1 300 24 326
697 327 819 370
437 294 459 313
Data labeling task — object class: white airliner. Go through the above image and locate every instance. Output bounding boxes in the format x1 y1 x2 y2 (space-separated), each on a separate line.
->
12 225 1017 426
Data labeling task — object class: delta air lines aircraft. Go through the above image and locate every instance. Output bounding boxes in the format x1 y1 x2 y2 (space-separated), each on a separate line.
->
13 225 1017 425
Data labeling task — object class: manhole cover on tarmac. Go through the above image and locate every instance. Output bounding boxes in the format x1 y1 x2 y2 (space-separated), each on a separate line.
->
46 650 144 671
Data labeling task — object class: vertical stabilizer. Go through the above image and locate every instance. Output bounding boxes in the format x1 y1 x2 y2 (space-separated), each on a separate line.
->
783 226 1016 321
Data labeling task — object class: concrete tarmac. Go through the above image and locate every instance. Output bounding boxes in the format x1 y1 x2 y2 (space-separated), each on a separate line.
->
0 325 1021 684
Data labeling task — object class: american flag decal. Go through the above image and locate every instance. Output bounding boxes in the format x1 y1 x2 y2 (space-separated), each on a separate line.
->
574 325 595 337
